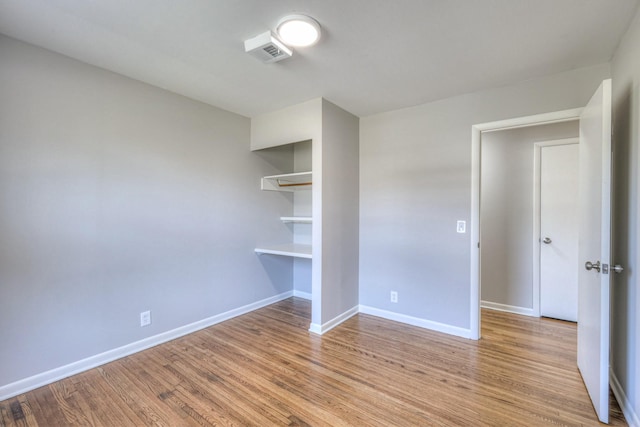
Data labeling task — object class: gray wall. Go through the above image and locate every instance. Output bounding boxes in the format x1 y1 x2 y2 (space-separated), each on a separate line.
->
360 63 610 330
611 4 640 422
293 141 312 295
320 100 360 322
0 35 291 387
481 122 578 310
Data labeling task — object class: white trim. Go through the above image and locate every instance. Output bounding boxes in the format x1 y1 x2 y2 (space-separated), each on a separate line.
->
308 305 359 335
471 108 583 340
0 291 294 401
610 367 640 427
481 300 536 317
473 108 584 133
308 323 322 334
533 138 579 318
636 89 640 427
470 126 481 340
293 290 312 300
359 305 472 339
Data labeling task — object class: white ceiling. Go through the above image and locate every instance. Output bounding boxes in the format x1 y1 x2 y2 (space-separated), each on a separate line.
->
0 0 637 118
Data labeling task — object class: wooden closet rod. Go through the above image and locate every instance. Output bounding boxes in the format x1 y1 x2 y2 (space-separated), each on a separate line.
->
277 179 312 187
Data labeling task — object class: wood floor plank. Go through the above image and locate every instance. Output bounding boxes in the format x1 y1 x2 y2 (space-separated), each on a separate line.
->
0 298 628 426
97 364 173 427
76 370 142 426
167 349 293 425
212 319 442 425
190 333 351 426
24 385 73 427
48 379 94 426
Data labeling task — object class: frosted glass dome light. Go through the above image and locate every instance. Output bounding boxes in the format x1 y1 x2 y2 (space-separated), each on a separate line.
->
276 15 321 47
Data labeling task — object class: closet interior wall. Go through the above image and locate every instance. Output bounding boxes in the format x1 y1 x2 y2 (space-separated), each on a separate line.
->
293 141 312 297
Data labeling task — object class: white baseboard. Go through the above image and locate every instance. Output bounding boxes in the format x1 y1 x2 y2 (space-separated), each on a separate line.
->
2 294 519 401
611 367 640 427
359 305 472 339
481 300 536 317
308 305 359 335
293 290 312 300
0 291 294 401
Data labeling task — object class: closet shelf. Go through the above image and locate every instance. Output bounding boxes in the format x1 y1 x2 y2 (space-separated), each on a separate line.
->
261 171 312 192
280 216 312 223
255 243 312 259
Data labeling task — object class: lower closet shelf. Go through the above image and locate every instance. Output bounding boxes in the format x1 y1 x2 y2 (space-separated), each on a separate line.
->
254 243 312 259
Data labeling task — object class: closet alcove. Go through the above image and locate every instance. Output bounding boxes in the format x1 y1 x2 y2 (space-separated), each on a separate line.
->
251 98 360 334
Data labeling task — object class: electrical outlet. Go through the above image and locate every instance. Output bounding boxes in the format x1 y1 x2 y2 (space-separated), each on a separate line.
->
140 310 151 327
457 220 466 233
390 291 398 303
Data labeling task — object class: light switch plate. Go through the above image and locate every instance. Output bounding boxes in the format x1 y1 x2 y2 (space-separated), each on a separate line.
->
140 310 151 327
457 220 466 233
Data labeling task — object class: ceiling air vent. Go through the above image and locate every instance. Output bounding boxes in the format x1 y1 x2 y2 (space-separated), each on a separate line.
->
244 31 292 63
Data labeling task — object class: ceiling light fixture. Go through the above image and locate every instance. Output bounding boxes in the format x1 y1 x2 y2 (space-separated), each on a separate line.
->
276 14 321 47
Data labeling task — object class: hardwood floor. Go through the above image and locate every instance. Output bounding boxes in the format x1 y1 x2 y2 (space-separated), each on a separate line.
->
0 298 627 426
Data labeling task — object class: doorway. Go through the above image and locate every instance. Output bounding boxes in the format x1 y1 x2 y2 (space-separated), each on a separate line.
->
470 108 583 339
472 80 614 423
479 124 578 323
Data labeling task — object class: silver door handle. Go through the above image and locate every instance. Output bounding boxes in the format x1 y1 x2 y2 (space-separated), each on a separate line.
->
542 237 552 244
585 261 601 272
613 264 624 274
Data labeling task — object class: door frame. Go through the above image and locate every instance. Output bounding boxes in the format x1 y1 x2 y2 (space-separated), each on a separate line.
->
533 138 579 318
470 108 583 339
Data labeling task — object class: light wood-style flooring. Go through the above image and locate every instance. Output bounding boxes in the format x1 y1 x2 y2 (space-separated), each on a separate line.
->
0 298 627 426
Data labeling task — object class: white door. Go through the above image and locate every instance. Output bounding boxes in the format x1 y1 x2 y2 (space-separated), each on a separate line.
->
540 143 579 322
577 79 612 424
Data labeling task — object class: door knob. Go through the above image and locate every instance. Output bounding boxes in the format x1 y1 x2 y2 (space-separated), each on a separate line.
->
585 261 601 273
542 237 552 244
613 264 624 274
